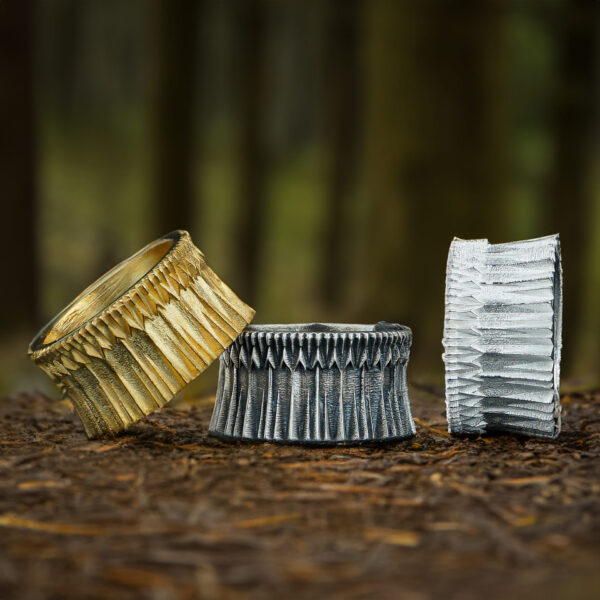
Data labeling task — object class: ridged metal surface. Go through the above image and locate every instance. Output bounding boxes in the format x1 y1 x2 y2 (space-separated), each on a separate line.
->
29 231 255 438
443 234 562 438
209 322 416 444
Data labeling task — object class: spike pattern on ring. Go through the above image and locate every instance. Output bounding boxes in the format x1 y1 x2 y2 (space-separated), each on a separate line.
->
29 231 255 438
443 235 562 438
209 323 416 444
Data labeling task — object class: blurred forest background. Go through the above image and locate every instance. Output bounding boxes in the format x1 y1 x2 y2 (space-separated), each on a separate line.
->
0 0 599 397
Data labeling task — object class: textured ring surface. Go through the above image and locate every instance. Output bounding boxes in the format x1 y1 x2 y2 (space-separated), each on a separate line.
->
209 322 415 444
29 230 255 438
443 234 562 438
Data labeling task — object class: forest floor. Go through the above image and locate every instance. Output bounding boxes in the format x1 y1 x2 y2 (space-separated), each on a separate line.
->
0 387 598 600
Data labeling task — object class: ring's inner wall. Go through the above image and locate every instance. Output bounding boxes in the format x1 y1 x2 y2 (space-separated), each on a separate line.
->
245 323 400 334
43 238 174 344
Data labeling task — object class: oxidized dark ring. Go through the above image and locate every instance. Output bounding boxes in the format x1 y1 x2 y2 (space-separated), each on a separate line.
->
209 322 416 444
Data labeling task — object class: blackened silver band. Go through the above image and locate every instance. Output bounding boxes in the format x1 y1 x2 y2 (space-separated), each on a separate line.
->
209 322 415 444
443 234 562 438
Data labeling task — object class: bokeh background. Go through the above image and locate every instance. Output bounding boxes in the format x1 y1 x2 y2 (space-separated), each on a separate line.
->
1 0 598 397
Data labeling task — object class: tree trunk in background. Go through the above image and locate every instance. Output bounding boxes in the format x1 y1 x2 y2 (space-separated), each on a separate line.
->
320 0 360 310
581 154 600 378
233 0 267 305
52 0 84 117
548 0 599 376
361 0 409 323
362 1 508 376
0 0 38 329
150 0 200 237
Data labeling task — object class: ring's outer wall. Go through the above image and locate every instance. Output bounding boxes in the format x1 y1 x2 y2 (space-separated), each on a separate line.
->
28 231 255 438
210 323 416 444
442 234 562 438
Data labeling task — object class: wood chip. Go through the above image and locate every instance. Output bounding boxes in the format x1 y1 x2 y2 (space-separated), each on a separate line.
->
364 527 421 547
236 513 302 529
496 476 555 486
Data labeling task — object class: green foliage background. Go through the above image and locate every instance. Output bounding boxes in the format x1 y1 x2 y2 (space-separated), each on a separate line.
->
1 0 598 395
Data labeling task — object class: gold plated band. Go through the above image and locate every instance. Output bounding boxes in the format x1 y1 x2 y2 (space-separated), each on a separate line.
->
28 230 255 438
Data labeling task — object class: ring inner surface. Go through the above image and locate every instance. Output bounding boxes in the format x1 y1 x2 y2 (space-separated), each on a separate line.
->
245 323 393 334
42 238 174 345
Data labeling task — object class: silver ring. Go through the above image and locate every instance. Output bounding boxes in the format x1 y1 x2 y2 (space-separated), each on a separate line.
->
209 322 415 444
443 234 562 438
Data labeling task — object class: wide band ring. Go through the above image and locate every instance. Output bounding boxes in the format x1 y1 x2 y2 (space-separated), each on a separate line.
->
443 234 562 438
209 322 415 444
29 230 255 438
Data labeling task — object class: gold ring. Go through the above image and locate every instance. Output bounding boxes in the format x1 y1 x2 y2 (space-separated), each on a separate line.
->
28 230 255 438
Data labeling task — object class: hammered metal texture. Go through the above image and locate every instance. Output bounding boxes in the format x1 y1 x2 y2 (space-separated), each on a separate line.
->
443 234 562 438
29 231 255 438
209 323 415 444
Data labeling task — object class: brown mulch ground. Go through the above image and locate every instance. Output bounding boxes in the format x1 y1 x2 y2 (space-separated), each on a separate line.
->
0 387 598 600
